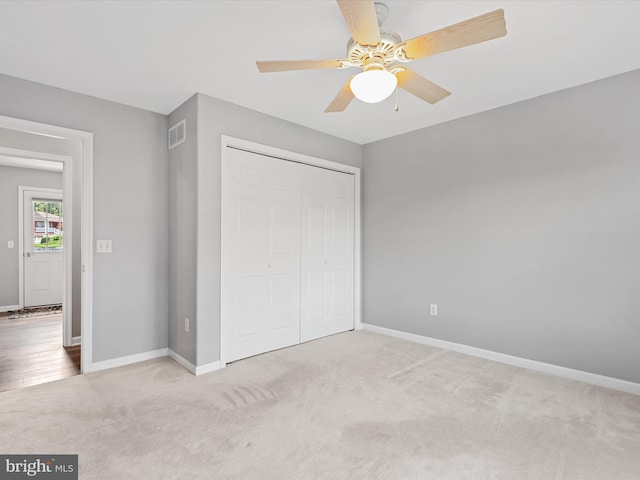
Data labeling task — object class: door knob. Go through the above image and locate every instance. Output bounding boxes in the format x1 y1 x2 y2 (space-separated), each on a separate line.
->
25 252 33 257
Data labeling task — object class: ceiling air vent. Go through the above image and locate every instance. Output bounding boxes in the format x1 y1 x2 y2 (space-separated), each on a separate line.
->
168 119 186 149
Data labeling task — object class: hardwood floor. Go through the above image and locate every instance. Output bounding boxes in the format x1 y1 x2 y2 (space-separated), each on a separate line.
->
0 312 80 393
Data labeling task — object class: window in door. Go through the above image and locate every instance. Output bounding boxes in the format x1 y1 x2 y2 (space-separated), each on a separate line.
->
32 200 63 252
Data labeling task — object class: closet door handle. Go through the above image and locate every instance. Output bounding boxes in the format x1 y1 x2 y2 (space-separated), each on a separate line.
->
267 263 271 269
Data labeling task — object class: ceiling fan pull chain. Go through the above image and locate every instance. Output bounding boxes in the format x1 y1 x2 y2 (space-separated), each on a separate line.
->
395 87 399 112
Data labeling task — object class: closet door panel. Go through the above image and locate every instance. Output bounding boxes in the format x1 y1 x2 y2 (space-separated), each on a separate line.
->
236 276 263 338
223 148 301 362
324 169 354 339
264 159 301 351
301 166 354 342
306 271 326 323
269 273 296 330
330 269 348 317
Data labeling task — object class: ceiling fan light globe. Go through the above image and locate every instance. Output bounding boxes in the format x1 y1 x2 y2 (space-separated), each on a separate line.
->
350 69 397 103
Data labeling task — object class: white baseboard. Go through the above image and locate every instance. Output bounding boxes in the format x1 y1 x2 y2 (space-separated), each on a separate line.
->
0 304 20 313
89 348 168 373
195 361 221 375
168 349 221 376
71 336 81 346
362 323 640 396
168 349 196 374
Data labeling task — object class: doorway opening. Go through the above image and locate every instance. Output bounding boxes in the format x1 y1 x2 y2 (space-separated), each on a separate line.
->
0 169 79 391
0 114 93 388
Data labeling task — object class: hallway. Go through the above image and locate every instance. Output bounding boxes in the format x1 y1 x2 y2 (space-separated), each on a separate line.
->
0 311 80 392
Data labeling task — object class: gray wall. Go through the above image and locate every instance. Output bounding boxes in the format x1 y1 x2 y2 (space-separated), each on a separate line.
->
0 127 82 336
363 69 640 384
168 95 198 365
0 73 169 363
168 92 362 366
0 165 62 306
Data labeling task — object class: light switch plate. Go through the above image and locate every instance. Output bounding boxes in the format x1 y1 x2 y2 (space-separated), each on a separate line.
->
7 241 14 249
96 240 112 253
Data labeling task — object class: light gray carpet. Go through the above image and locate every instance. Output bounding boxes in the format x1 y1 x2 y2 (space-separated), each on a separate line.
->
1 331 639 479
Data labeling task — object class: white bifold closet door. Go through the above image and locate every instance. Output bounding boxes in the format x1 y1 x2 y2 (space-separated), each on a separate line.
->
223 146 354 363
300 166 354 342
223 147 302 363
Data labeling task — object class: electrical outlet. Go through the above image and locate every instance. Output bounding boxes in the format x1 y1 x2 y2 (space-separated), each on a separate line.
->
184 318 189 332
430 304 438 316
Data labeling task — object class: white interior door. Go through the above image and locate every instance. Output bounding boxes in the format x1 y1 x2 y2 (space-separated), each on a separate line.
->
223 148 301 362
300 166 354 342
23 190 64 307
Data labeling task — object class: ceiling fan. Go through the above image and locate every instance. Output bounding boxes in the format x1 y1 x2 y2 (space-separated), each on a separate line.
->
256 0 507 112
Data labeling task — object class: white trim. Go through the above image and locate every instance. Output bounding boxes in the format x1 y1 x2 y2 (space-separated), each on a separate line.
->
0 115 93 140
168 349 221 376
81 135 94 373
17 185 24 312
0 305 20 313
0 155 63 171
362 323 640 396
353 165 362 333
71 336 81 346
195 361 221 376
90 348 168 373
220 140 227 368
0 114 94 374
219 135 362 367
62 156 73 346
168 349 196 374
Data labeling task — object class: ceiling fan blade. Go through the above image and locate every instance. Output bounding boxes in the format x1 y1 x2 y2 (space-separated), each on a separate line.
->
396 69 451 105
337 0 381 47
325 78 356 112
256 60 343 73
401 9 506 60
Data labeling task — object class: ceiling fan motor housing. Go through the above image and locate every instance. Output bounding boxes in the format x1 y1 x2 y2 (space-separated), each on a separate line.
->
345 31 402 69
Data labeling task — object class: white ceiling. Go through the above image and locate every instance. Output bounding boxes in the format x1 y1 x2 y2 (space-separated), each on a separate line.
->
1 1 639 145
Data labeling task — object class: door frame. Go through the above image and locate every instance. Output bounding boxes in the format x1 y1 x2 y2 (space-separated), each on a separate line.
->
19 186 68 341
220 135 362 367
0 114 93 374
